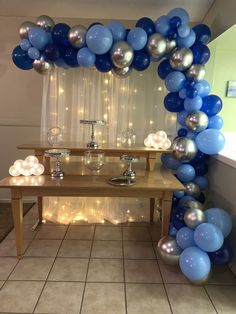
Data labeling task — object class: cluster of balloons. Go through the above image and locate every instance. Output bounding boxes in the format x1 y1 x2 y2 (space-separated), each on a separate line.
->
158 204 233 283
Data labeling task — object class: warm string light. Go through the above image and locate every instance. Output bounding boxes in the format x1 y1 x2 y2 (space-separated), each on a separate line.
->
9 155 44 176
144 131 172 149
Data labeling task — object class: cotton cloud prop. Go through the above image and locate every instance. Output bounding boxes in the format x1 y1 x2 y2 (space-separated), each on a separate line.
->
9 155 45 176
144 131 171 149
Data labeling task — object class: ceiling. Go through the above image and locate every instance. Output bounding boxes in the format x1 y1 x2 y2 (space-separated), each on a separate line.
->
0 0 215 22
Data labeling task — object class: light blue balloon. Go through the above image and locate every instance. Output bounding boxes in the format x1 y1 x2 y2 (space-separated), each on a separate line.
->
178 24 191 38
174 191 185 198
20 39 31 51
155 15 170 35
208 115 224 130
176 164 196 182
179 246 211 281
194 176 208 190
77 47 95 67
186 131 197 139
184 96 202 112
195 129 225 155
86 25 113 55
27 47 40 60
177 29 196 48
177 110 188 126
179 88 187 99
205 208 232 238
195 80 211 97
168 8 190 24
127 27 147 51
107 21 126 42
165 71 186 92
178 195 195 207
176 227 195 249
161 153 182 170
28 26 49 50
194 223 224 252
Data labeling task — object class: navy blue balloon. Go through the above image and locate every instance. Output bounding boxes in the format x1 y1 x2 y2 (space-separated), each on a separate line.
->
169 223 178 238
63 47 79 67
161 153 181 170
178 128 188 137
135 17 155 35
196 192 206 204
178 196 195 207
193 162 208 176
168 29 178 40
201 95 223 117
125 29 130 40
157 59 173 79
12 45 33 70
169 16 182 29
44 44 60 61
172 206 187 230
52 23 71 47
190 150 209 164
95 53 113 72
208 243 234 265
191 42 210 64
88 22 103 30
186 86 198 98
164 92 184 112
132 50 150 71
192 24 211 44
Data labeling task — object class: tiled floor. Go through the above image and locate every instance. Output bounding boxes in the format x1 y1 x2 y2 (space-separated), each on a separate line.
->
0 205 235 313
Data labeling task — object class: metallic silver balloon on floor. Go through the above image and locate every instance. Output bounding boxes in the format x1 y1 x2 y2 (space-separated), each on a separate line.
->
184 208 206 229
157 236 182 265
36 15 55 32
110 41 134 69
184 182 201 198
184 200 204 211
172 137 197 162
19 21 36 39
170 47 193 71
186 111 209 132
69 25 87 48
33 57 52 75
166 39 176 54
186 64 206 81
146 33 167 59
112 66 132 78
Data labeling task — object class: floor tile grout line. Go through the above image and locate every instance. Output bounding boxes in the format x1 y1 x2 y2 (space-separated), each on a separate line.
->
32 223 70 314
122 224 128 314
78 223 96 314
203 286 219 314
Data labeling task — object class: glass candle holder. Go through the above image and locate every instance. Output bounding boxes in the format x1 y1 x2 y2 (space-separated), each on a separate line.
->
84 150 105 175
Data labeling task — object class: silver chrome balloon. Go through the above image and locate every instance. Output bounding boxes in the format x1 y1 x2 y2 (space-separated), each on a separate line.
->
166 39 176 54
186 64 206 81
184 182 201 198
157 236 182 265
186 111 209 132
170 47 193 71
184 208 206 229
184 200 204 211
33 57 52 75
112 66 132 78
146 33 167 59
110 41 134 69
19 21 36 39
69 25 87 48
36 15 55 32
172 137 197 162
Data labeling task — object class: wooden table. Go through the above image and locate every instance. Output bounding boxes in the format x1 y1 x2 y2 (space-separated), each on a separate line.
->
0 164 184 258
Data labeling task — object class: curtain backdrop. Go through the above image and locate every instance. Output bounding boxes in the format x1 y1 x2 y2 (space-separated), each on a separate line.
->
40 64 177 224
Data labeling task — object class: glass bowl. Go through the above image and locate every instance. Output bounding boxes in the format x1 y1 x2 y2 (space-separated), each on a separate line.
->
84 150 105 175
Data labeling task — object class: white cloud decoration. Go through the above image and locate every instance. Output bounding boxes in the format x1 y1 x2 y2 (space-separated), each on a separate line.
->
144 131 172 149
9 155 45 176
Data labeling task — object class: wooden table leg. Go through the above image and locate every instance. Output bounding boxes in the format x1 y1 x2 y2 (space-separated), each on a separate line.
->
37 196 43 224
147 152 157 171
11 190 23 259
150 198 155 224
161 192 172 237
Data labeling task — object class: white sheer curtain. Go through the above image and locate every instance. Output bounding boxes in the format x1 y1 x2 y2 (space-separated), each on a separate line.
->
40 64 177 224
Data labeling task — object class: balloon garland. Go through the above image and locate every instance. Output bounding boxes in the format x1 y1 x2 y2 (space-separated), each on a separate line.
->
12 8 233 283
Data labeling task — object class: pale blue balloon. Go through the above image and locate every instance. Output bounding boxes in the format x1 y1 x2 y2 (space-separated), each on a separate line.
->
208 115 224 130
194 223 224 252
165 71 186 92
20 39 31 51
176 227 195 249
184 96 202 112
86 25 113 55
195 129 225 155
195 80 211 97
205 208 232 238
107 21 126 42
27 47 40 60
177 29 196 48
155 15 170 35
194 176 208 190
127 27 147 51
177 110 188 126
178 24 191 38
28 26 49 50
168 8 190 24
179 246 211 281
77 47 95 67
176 164 196 182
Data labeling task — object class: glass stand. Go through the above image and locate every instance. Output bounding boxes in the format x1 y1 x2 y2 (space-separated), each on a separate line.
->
44 149 71 178
80 119 106 148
